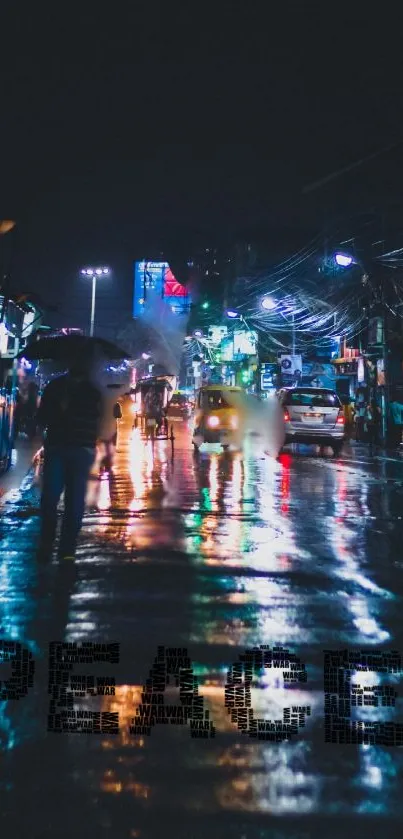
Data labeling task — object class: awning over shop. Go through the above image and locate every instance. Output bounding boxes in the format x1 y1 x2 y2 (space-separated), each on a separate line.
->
332 357 361 374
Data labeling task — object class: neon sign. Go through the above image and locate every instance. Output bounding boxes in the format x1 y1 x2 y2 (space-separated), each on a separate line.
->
133 261 190 317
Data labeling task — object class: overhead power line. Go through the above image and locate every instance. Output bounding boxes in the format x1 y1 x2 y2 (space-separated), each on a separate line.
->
303 138 403 194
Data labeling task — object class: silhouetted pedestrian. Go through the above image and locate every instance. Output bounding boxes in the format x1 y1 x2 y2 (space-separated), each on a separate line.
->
36 359 103 561
390 394 403 447
365 400 380 455
99 400 122 472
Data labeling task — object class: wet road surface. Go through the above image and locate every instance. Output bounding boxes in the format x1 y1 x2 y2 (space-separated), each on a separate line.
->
1 403 403 838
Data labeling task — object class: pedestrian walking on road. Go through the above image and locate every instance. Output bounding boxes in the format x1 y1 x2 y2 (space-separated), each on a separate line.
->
365 400 380 456
355 393 366 441
99 400 122 472
389 394 403 448
36 359 103 561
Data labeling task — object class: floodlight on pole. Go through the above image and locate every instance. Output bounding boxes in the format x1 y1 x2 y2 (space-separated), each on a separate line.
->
80 266 110 337
335 253 353 267
261 295 277 311
261 294 297 353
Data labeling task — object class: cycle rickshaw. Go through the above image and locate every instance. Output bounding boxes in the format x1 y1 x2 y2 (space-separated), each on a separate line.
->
132 376 175 442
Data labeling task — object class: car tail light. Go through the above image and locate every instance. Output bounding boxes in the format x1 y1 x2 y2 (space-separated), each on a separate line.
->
336 411 345 425
207 415 220 428
283 408 290 422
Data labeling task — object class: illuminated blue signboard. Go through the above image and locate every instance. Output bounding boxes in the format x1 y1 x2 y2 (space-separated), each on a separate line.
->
133 261 190 318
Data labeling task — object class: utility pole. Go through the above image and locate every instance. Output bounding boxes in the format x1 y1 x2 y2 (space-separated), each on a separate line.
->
291 312 296 356
379 276 389 444
381 318 389 443
366 269 389 445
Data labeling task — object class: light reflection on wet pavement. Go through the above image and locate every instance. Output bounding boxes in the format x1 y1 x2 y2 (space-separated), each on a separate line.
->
1 403 403 837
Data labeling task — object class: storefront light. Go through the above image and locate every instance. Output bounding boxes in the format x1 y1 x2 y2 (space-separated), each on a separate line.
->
0 323 8 354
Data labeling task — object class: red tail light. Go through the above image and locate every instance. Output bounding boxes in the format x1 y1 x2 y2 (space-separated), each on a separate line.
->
284 408 290 422
336 411 345 425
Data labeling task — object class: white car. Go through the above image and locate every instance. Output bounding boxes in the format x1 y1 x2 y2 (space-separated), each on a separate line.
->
276 387 346 455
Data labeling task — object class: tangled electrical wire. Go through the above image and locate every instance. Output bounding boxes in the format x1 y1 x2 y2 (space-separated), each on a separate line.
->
231 235 403 352
182 231 403 362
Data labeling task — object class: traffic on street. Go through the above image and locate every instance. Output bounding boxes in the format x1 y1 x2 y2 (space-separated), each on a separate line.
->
3 11 403 836
1 400 403 837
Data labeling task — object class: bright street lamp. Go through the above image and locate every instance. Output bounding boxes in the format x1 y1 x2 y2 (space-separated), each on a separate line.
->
335 253 354 267
261 295 277 311
225 310 248 327
261 295 297 354
80 266 110 337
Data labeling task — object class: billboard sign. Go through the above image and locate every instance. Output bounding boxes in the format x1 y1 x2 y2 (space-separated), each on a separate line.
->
207 325 228 345
0 323 8 355
301 361 335 389
260 363 278 391
133 261 190 318
233 330 258 356
280 354 302 385
221 338 234 362
220 330 258 361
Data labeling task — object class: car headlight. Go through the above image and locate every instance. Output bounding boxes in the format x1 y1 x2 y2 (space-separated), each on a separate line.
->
207 415 220 428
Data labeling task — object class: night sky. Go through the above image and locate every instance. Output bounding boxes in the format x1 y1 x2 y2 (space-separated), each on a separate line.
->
2 4 403 336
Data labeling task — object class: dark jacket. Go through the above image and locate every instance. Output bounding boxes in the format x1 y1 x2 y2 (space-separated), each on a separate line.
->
37 373 103 448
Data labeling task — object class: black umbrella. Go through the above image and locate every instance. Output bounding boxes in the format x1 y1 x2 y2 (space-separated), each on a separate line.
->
19 334 131 362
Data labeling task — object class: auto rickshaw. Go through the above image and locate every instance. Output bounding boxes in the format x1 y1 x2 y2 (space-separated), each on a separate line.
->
192 384 246 451
132 376 174 440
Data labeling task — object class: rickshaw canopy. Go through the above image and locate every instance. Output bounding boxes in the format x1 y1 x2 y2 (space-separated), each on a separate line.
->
134 376 174 395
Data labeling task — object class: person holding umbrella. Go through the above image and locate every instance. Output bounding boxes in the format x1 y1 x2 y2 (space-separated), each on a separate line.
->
36 357 103 561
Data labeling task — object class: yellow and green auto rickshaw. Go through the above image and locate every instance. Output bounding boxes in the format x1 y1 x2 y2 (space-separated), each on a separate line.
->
192 384 246 451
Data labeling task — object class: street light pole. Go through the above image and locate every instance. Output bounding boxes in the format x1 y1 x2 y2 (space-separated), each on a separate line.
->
90 274 97 338
80 267 110 338
363 270 390 445
291 312 296 356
